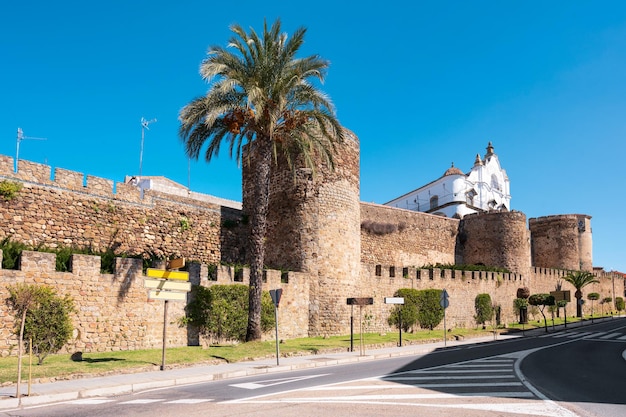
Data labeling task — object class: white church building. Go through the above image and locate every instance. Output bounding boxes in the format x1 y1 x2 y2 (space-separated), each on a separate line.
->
384 142 511 218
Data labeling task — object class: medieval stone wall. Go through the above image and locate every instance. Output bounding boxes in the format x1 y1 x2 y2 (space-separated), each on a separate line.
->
458 211 532 275
0 155 245 265
360 203 458 267
529 214 593 272
0 250 309 357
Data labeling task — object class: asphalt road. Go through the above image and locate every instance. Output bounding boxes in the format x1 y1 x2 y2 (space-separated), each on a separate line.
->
4 318 626 417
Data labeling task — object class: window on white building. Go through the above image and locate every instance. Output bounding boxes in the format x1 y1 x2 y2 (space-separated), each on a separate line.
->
430 195 438 210
491 174 501 191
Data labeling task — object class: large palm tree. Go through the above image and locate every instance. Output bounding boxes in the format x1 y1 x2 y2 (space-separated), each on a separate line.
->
563 271 599 318
179 19 344 341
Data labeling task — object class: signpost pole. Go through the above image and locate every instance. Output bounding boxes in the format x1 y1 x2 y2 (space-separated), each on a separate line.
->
269 289 283 366
443 304 447 347
161 300 168 370
350 305 354 352
440 289 449 347
359 305 364 356
274 303 280 366
399 305 403 347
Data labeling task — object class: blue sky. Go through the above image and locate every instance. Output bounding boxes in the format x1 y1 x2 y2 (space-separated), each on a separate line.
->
2 1 625 272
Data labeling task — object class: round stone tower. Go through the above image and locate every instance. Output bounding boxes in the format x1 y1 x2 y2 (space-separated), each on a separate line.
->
457 211 531 275
242 129 361 336
528 214 593 271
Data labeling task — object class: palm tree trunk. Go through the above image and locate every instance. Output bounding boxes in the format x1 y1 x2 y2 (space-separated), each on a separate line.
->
246 138 272 342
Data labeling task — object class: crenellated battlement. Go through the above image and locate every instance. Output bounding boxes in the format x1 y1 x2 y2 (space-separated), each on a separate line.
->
0 154 140 201
0 250 310 355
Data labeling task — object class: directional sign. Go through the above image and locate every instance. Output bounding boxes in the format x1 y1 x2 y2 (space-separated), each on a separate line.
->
346 297 374 306
440 289 450 309
270 288 283 307
148 290 187 301
167 258 185 270
144 278 191 292
384 297 405 305
146 268 189 281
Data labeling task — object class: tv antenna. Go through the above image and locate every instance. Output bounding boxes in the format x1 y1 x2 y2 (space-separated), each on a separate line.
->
15 127 47 173
139 117 157 181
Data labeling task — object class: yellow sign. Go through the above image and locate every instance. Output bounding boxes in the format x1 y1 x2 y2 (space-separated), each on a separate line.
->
144 278 191 292
146 268 189 281
148 290 187 301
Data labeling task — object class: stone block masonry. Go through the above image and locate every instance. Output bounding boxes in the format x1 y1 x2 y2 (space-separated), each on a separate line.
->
0 155 245 265
0 251 310 356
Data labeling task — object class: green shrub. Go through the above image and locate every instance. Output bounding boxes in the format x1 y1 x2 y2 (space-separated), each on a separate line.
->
615 297 625 312
184 284 275 343
8 284 74 365
415 289 444 330
387 288 420 332
24 289 74 364
474 293 493 327
0 180 22 201
0 237 29 269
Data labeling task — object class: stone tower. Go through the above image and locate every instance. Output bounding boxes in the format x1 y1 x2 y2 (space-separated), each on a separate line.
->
242 129 361 336
457 211 531 276
529 214 593 271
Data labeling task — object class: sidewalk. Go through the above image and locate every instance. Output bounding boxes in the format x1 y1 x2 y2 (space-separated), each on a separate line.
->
0 319 611 410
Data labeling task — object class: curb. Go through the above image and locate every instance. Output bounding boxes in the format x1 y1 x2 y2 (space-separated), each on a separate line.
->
0 344 443 410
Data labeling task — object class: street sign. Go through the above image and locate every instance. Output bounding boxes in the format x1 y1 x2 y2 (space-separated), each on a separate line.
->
346 297 374 306
270 288 283 307
147 268 189 281
440 289 449 309
167 258 185 270
384 297 405 305
550 290 571 302
148 290 187 301
144 278 191 292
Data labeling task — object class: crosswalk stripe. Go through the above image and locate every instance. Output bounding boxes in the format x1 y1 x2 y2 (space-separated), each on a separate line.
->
598 332 622 339
119 399 163 404
385 375 515 381
68 398 115 405
401 368 511 374
166 399 213 404
584 331 608 339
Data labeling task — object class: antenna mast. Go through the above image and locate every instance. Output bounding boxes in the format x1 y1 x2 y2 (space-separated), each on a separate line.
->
15 128 47 173
139 117 157 182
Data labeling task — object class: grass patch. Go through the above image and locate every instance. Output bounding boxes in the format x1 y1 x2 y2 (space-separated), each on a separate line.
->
5 321 606 385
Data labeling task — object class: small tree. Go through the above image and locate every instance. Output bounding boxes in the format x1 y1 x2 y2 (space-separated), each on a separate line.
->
513 298 529 324
615 297 625 313
387 288 420 332
557 300 568 325
474 293 493 329
601 297 612 315
528 293 555 333
415 289 444 330
6 284 49 398
587 292 600 319
23 288 75 365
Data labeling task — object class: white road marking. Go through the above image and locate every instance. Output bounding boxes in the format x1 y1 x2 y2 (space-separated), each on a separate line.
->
166 399 213 404
230 373 329 390
599 332 622 339
119 399 164 404
67 398 115 405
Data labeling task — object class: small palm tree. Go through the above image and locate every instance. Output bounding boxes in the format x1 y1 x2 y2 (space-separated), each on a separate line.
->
563 271 599 318
179 19 344 341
